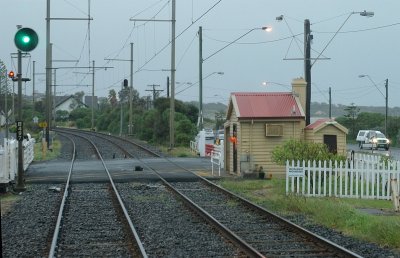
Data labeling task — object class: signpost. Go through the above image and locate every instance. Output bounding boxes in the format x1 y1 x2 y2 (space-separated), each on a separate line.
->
16 121 23 141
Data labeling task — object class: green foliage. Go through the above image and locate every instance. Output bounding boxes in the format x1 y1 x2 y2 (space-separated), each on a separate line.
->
272 139 346 165
55 110 69 122
69 107 91 121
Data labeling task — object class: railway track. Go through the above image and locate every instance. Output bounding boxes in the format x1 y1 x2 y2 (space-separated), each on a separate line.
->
48 132 146 257
52 128 362 257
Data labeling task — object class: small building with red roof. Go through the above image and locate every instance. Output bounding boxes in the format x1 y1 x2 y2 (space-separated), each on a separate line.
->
305 118 348 154
223 78 348 177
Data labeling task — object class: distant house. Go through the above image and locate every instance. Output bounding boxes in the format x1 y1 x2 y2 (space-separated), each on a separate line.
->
55 95 88 114
224 78 348 178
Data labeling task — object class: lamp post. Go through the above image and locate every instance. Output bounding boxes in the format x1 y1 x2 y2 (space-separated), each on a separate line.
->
358 74 388 134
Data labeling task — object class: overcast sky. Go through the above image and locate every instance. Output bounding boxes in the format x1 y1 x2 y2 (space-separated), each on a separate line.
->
2 0 400 107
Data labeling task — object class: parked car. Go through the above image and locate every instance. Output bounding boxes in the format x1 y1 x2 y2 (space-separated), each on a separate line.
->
359 130 390 150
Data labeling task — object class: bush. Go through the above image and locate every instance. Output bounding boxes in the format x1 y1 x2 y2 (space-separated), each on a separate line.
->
272 139 346 165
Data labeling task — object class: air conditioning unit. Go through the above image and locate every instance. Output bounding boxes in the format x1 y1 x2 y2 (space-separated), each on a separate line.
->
265 124 283 137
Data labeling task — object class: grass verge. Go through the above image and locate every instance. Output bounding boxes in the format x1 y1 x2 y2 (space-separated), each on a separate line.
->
33 139 61 161
159 146 198 158
0 193 21 216
219 178 400 250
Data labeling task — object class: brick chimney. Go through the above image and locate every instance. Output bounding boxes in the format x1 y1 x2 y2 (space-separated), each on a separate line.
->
291 77 307 113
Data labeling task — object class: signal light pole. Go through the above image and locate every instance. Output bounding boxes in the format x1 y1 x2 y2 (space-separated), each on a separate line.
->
13 25 39 191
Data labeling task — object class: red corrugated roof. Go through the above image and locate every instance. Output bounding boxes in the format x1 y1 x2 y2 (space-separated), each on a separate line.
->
232 92 304 118
305 118 333 130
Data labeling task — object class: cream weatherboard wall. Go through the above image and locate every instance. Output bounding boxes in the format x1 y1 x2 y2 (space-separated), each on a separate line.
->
235 119 305 177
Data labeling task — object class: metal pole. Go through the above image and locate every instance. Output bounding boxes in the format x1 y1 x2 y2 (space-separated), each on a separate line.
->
129 42 133 135
12 81 15 123
3 71 8 139
53 69 56 127
329 87 332 119
199 26 203 130
167 76 170 98
91 60 95 130
169 0 176 149
46 0 52 149
32 60 35 106
16 49 25 191
120 82 123 136
304 19 311 126
385 79 388 135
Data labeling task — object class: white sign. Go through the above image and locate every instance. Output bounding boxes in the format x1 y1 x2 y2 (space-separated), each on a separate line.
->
288 167 304 177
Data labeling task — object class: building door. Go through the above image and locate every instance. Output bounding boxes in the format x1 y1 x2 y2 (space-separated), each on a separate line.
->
324 135 337 154
233 124 237 172
225 126 230 172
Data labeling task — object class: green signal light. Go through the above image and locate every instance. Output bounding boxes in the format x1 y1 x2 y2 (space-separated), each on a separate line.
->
14 27 39 52
23 36 30 43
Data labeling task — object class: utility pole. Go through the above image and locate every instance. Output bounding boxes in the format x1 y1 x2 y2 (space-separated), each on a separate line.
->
91 60 95 130
120 81 123 136
129 1 176 147
385 79 388 135
146 84 162 104
32 61 35 106
129 43 133 135
53 69 56 127
167 76 170 98
170 0 176 149
198 26 203 130
329 87 332 119
304 19 312 125
45 0 51 149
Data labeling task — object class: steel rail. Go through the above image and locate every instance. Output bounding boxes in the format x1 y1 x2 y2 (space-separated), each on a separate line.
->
48 130 148 258
48 132 75 258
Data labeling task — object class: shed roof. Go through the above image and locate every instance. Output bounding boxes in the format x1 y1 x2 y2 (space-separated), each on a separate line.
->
305 118 348 134
229 92 305 119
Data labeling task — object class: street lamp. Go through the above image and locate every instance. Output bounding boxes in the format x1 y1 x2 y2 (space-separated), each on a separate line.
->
358 74 388 134
261 81 291 90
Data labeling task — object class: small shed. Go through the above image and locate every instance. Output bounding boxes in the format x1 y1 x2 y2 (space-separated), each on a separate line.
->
305 118 348 155
224 78 307 177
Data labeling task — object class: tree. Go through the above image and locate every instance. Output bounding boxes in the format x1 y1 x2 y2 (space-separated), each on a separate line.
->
56 110 69 122
342 103 360 138
74 91 85 102
108 89 117 108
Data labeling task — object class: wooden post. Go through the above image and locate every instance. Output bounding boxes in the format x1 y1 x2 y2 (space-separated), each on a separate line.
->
391 178 399 212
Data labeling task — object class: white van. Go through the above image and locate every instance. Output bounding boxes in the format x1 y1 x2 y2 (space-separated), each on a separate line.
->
358 130 390 150
356 130 368 147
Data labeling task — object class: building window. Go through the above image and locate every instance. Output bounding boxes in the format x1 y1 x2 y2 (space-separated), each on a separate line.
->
265 124 283 137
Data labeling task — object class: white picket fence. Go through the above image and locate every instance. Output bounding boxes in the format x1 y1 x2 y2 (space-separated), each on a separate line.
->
211 143 224 176
286 153 400 200
0 138 35 184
